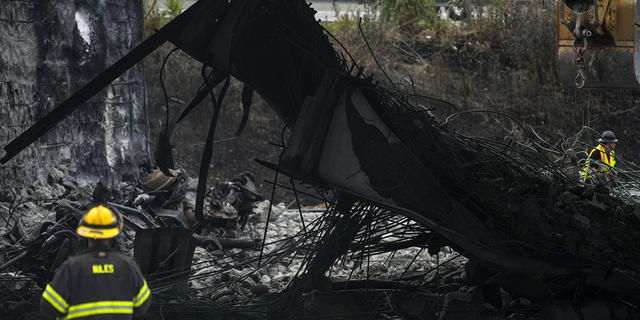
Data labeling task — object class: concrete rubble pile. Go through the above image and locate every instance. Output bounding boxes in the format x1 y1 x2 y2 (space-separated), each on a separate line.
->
392 176 640 320
488 179 640 273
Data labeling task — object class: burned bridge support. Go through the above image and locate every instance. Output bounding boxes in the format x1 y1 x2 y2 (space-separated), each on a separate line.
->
0 0 148 186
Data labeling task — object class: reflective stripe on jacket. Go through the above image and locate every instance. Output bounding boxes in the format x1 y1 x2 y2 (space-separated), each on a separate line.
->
581 144 616 181
40 246 151 319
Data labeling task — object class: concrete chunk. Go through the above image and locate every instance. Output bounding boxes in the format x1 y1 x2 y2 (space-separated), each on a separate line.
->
570 214 591 236
585 201 607 215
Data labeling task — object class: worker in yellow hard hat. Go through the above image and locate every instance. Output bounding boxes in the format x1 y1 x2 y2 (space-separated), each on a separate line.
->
581 130 617 185
40 205 151 319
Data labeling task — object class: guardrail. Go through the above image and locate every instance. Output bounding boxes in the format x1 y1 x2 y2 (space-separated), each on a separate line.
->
158 0 552 23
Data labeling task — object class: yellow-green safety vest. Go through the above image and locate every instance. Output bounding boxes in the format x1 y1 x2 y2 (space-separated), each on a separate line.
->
581 144 616 181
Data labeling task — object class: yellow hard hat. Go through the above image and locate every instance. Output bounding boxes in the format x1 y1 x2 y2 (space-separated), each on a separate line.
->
77 205 122 239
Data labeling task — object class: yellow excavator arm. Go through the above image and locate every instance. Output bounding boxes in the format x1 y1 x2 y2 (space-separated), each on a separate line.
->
556 0 639 88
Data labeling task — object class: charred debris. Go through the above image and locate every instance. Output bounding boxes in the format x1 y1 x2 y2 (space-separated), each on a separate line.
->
1 0 640 319
0 160 265 314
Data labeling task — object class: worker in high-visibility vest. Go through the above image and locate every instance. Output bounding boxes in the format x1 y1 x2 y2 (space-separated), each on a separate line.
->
40 205 151 319
581 130 617 184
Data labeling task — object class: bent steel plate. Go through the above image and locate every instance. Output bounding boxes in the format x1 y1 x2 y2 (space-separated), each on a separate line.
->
140 168 178 192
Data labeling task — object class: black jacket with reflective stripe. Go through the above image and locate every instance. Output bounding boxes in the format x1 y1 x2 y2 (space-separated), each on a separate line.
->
40 246 151 319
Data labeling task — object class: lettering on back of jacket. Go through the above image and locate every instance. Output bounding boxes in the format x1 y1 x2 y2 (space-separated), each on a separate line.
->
92 264 114 274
